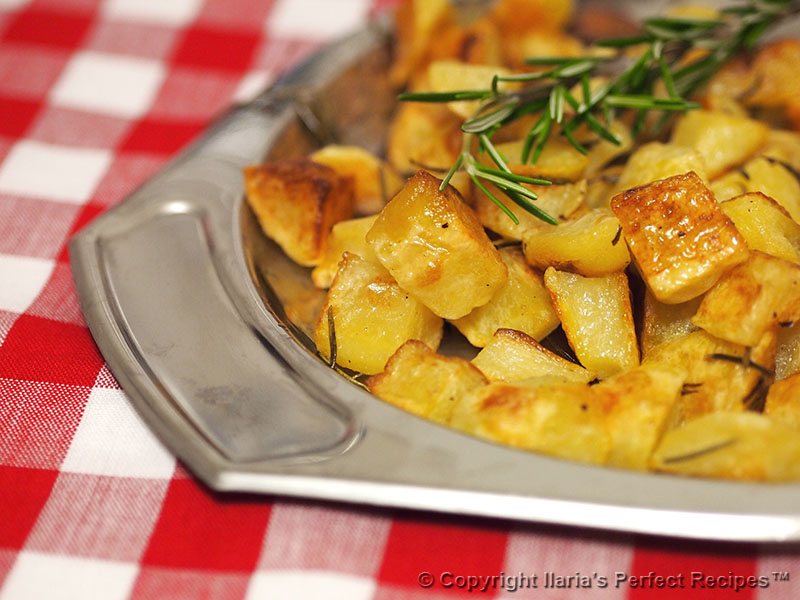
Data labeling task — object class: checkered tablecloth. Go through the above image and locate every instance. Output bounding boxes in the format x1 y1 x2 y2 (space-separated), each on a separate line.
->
0 0 799 598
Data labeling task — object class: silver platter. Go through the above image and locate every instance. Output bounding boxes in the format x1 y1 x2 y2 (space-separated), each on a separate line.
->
70 13 800 542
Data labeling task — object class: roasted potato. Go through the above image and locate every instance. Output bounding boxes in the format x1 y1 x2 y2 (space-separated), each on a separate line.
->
472 328 594 383
367 340 487 424
611 171 749 303
311 215 379 289
544 268 639 378
367 170 507 319
314 253 443 374
244 159 354 266
451 247 558 346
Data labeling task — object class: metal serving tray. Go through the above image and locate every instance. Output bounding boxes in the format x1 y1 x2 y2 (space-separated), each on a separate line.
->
70 13 800 542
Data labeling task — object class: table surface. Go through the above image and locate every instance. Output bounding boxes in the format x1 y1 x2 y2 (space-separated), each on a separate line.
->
0 0 799 598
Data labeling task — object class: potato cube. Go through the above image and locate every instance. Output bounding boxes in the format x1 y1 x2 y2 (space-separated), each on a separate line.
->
522 208 630 276
765 373 800 431
390 0 453 86
427 60 513 119
761 129 800 174
451 247 558 346
691 252 800 347
243 159 354 266
613 143 708 193
451 381 610 464
311 215 378 289
488 137 590 181
310 145 404 216
490 0 574 34
593 365 685 470
387 102 462 175
671 110 768 179
366 170 507 319
641 289 702 358
584 120 633 177
474 180 586 240
738 156 800 224
544 268 639 378
471 328 594 383
720 192 800 264
611 171 749 303
367 340 487 425
314 253 443 374
427 18 503 66
643 328 777 424
651 412 800 482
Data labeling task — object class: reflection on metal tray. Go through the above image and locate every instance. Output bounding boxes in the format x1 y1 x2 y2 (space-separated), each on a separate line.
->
70 13 800 542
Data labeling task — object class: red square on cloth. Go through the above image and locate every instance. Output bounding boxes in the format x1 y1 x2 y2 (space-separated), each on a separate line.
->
629 540 758 600
118 119 205 155
0 379 91 468
0 95 41 138
141 478 271 571
0 44 69 99
377 517 508 595
0 465 58 549
0 315 104 387
2 8 92 50
171 25 260 72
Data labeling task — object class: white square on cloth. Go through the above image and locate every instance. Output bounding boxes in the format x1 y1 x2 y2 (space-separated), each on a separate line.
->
0 254 54 314
0 0 29 9
103 0 204 26
267 0 370 39
49 51 165 119
61 388 175 479
0 140 111 204
0 552 138 600
246 571 376 600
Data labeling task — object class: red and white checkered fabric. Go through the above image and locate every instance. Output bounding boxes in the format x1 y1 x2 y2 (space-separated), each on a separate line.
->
0 0 798 598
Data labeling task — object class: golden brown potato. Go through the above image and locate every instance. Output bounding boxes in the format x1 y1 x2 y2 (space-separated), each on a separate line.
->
451 247 558 346
611 171 749 304
451 381 610 464
427 60 513 119
473 180 586 240
544 268 639 378
471 328 594 383
613 143 708 193
738 156 800 223
309 145 404 216
583 120 633 177
593 365 685 470
522 208 630 276
390 0 453 86
367 170 507 320
670 110 768 179
387 102 462 175
691 252 800 347
314 253 443 374
760 129 800 174
641 289 702 359
243 159 354 267
311 215 378 289
643 328 777 425
490 0 574 34
488 137 590 182
720 192 800 264
367 340 487 425
651 412 800 482
764 373 800 431
499 29 584 70
427 18 504 66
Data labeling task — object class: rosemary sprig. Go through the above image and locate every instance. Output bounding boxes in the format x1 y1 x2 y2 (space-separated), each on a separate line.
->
398 0 800 224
